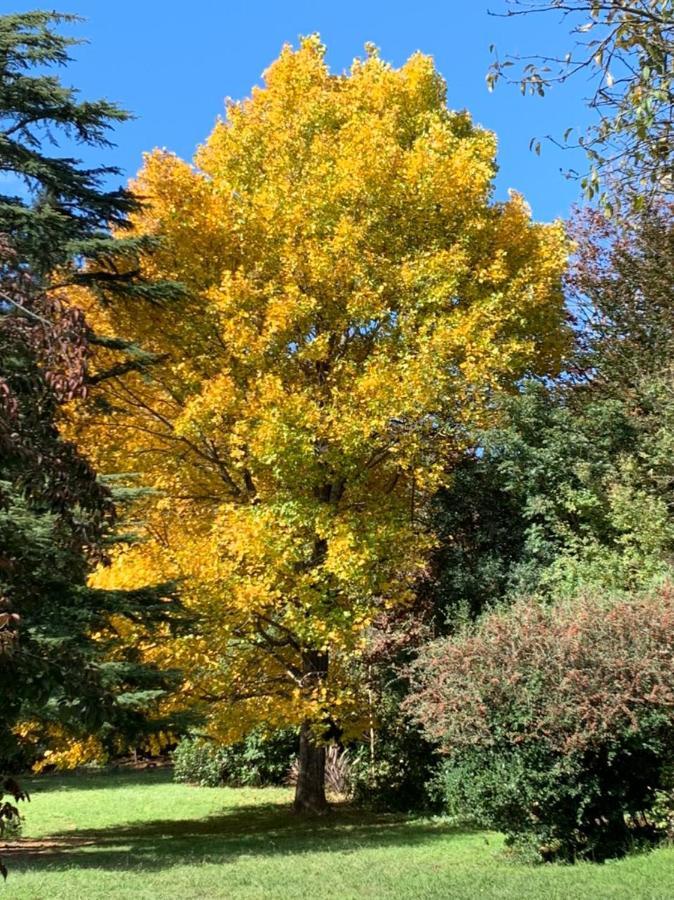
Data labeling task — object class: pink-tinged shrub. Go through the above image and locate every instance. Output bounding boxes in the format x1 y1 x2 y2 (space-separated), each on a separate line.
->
407 585 674 861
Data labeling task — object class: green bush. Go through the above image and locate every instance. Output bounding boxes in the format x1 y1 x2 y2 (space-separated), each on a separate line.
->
648 764 674 841
408 587 674 861
349 741 440 813
348 693 442 812
434 741 663 862
173 739 228 788
173 729 297 788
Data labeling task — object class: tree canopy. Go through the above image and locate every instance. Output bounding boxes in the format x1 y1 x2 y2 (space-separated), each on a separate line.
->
0 11 184 789
488 1 674 212
75 37 570 810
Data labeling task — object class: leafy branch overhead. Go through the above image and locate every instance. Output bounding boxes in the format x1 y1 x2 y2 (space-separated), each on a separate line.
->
487 1 674 211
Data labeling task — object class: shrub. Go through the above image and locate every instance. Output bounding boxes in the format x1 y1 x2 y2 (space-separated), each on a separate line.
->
648 764 674 841
407 586 674 861
173 739 228 788
348 719 442 813
173 729 297 788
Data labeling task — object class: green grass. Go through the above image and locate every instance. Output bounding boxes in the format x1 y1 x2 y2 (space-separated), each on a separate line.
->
2 769 673 899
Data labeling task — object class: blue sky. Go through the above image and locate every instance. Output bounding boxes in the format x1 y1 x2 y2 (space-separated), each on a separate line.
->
10 1 593 222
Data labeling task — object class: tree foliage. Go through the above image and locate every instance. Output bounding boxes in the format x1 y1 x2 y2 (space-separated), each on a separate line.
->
430 199 674 619
0 11 184 783
74 37 570 809
0 12 129 272
488 1 674 211
569 202 674 383
433 379 674 609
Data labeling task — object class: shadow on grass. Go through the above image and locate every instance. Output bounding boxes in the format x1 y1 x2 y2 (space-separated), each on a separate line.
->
23 767 175 794
5 799 477 873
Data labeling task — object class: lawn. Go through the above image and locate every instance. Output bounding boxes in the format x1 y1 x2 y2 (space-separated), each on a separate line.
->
1 769 673 899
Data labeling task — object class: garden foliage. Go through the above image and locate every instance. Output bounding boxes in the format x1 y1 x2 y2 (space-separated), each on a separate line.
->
409 587 674 860
173 731 297 788
0 10 184 782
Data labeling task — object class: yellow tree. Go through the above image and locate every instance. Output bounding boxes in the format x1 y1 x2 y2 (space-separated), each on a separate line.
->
75 38 569 811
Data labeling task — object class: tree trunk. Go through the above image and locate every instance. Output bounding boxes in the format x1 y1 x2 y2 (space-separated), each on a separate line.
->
293 719 328 814
293 649 329 814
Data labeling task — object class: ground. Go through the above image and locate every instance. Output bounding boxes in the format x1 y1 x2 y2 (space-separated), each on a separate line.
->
2 769 673 898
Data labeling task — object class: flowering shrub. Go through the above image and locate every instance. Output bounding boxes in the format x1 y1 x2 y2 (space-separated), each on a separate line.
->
408 586 674 861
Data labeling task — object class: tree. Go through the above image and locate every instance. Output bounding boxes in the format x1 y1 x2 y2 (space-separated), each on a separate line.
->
0 11 184 782
1 12 130 269
569 202 674 385
428 199 674 618
0 11 184 303
487 1 674 212
75 38 570 812
438 381 674 601
0 255 184 778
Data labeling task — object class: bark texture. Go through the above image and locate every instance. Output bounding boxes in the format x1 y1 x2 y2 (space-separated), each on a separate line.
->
293 719 328 813
293 650 329 814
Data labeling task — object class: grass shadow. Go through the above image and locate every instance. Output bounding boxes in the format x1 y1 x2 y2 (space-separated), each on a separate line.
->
5 799 478 874
22 767 174 794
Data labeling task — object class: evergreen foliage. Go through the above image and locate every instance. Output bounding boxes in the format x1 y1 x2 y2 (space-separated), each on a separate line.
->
0 11 185 784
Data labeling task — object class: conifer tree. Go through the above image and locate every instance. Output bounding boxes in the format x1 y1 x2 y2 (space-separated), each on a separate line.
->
0 11 184 793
